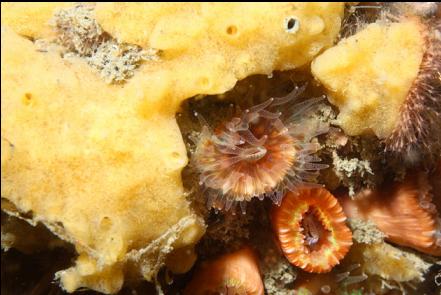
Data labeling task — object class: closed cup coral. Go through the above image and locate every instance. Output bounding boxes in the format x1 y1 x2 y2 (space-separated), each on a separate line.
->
272 187 353 273
193 86 329 212
341 173 441 256
184 246 264 295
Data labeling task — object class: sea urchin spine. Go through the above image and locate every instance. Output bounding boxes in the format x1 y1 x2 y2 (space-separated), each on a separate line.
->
193 85 329 212
385 17 441 163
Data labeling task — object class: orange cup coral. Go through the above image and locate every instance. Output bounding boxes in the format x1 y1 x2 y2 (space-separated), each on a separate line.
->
340 173 441 256
184 246 264 295
193 86 329 212
271 187 353 273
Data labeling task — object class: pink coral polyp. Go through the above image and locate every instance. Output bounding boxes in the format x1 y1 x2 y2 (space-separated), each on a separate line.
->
193 86 329 212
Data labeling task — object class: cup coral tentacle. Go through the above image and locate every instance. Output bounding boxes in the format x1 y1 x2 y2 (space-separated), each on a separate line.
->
193 86 329 212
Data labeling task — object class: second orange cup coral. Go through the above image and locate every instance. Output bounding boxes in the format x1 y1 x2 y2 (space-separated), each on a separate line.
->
271 187 353 273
